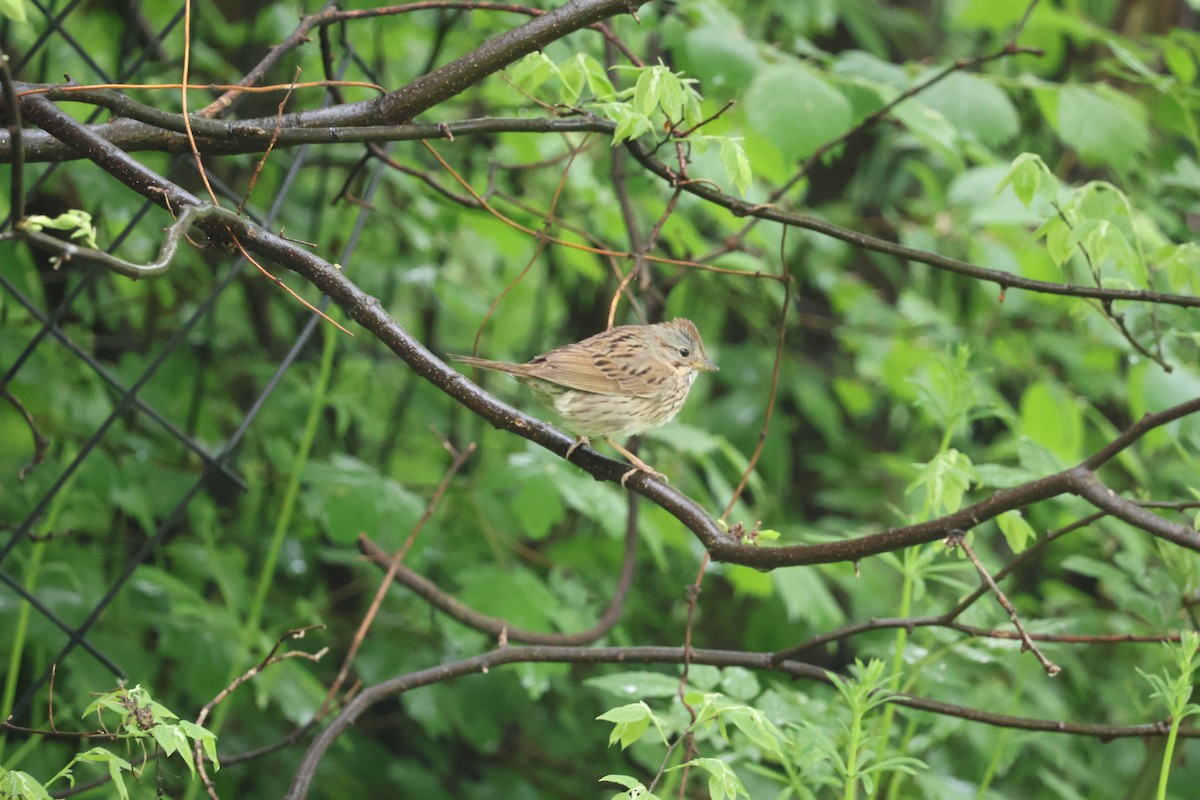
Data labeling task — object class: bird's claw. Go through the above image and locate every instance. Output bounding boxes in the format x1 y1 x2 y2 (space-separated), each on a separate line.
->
619 464 668 487
565 436 590 461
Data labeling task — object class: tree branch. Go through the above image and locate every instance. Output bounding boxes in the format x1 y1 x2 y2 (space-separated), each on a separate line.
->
18 91 1200 572
625 139 1200 310
0 94 617 161
285 643 1200 798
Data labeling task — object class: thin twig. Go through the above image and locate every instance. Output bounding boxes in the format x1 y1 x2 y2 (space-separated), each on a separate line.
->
179 0 219 206
2 387 49 479
194 628 328 799
0 43 25 223
708 39 1044 258
470 134 593 353
946 530 1061 676
356 488 640 645
318 437 475 717
238 68 301 215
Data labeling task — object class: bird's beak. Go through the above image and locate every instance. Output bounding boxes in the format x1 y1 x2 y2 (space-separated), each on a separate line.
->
695 356 718 372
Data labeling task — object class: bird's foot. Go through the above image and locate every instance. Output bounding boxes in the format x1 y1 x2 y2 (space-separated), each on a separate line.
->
606 438 668 486
619 464 668 487
565 436 590 461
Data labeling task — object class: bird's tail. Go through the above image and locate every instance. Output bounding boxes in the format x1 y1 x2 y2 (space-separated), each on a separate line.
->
450 354 527 376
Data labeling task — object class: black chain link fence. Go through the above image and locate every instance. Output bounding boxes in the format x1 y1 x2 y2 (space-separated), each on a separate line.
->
2 1 367 724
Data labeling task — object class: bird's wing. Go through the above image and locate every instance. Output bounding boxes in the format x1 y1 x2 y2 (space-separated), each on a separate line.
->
526 343 659 397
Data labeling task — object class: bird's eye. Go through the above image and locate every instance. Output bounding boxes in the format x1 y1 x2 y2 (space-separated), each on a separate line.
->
679 347 690 358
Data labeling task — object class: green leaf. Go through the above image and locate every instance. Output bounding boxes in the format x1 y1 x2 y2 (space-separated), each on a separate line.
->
509 52 557 95
19 210 99 249
1164 41 1197 85
744 64 852 161
512 471 565 539
0 0 27 23
772 567 844 628
301 456 425 545
0 768 53 800
681 23 763 93
1050 85 1149 172
997 509 1036 553
919 71 1018 147
997 152 1058 207
907 449 976 516
1041 217 1072 266
672 758 749 800
599 774 642 789
152 725 194 773
612 713 650 748
457 565 558 630
1018 381 1083 465
554 465 627 536
659 72 687 121
1068 217 1137 276
891 101 961 165
180 720 220 771
634 65 666 117
556 54 587 104
615 62 701 128
596 701 668 749
718 137 752 195
68 749 133 800
1160 242 1200 293
724 706 786 760
596 702 652 724
719 668 761 701
599 774 662 798
908 344 982 435
580 53 616 99
951 0 1032 29
688 664 721 690
611 107 654 145
974 463 1039 489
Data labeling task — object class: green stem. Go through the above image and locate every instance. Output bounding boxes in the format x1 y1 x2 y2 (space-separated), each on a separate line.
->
245 321 337 639
885 715 920 799
876 549 916 800
1155 715 1181 800
0 540 46 766
843 705 862 800
184 323 337 800
0 467 73 765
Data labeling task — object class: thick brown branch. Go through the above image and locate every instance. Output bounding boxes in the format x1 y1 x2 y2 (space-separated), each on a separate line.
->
374 0 643 123
1070 470 1200 550
0 97 616 161
18 94 1200 571
258 0 647 129
1 0 645 160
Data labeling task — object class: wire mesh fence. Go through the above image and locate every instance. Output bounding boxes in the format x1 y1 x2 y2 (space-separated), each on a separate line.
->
5 1 1200 798
1 0 365 729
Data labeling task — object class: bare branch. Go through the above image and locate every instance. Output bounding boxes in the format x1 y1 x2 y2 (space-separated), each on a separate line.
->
285 643 1200 798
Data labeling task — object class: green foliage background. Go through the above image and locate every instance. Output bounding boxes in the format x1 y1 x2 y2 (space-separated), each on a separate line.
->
2 0 1200 797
